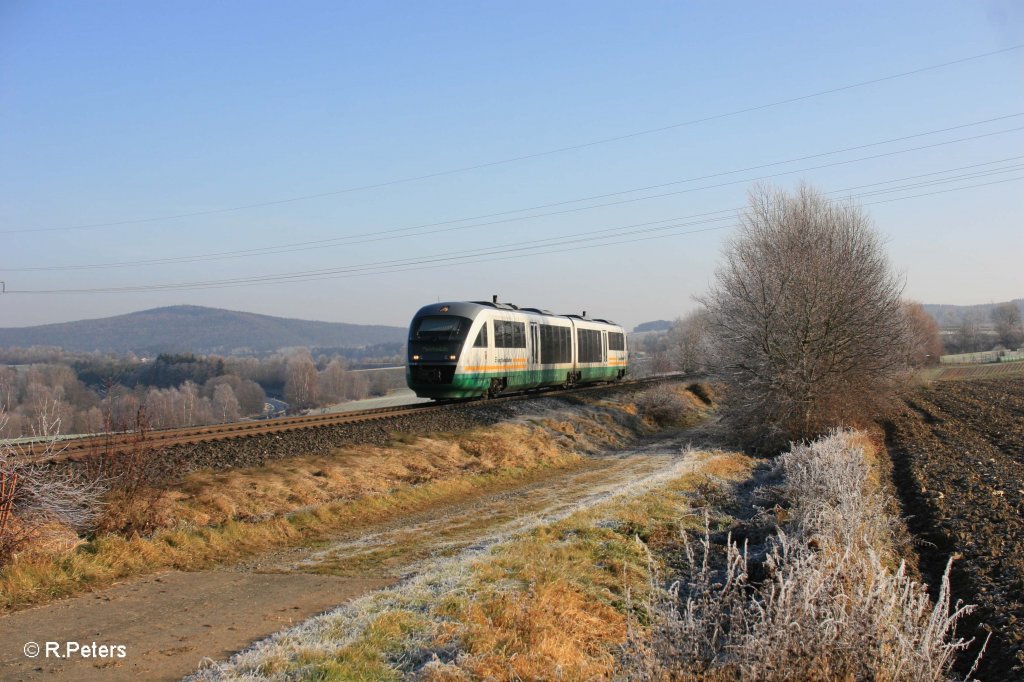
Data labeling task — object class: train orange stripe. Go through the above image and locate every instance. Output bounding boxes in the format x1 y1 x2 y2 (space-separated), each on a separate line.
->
464 363 629 371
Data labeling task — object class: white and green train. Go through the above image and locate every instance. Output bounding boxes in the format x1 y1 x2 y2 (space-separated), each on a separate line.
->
406 298 628 399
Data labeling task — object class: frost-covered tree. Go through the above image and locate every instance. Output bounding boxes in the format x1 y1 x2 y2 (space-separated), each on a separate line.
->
212 384 241 423
284 350 319 409
667 310 711 374
319 358 349 403
701 184 907 451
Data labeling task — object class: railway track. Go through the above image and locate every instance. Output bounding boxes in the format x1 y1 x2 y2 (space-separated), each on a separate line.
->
23 374 683 464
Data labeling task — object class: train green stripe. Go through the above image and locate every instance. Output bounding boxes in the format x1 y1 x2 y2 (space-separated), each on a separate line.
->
407 366 623 399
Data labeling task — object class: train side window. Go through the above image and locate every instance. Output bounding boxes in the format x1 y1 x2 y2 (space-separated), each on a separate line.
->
577 329 602 363
511 322 525 348
608 332 625 351
495 320 526 348
539 324 571 363
474 323 488 348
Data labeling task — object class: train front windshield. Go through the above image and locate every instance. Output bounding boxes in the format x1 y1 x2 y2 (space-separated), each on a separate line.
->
410 316 471 342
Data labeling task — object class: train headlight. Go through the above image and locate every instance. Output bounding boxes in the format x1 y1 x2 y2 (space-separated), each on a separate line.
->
449 355 457 360
412 354 420 361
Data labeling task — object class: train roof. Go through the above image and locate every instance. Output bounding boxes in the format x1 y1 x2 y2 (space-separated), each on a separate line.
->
411 301 620 328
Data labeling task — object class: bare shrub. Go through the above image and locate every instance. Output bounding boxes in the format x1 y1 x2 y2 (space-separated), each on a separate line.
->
636 385 695 426
84 406 170 535
632 431 979 681
0 469 18 561
701 184 908 452
0 406 107 564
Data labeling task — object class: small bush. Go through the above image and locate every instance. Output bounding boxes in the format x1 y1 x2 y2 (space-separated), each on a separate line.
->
0 408 107 565
631 431 980 681
636 385 696 427
83 411 170 536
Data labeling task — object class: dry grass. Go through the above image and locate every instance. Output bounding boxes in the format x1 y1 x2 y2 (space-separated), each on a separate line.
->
0 396 665 612
188 450 754 681
170 423 569 527
431 452 754 681
0 461 585 612
635 384 708 427
632 430 980 682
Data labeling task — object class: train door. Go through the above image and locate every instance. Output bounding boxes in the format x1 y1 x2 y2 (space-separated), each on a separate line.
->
530 323 541 367
601 331 608 364
473 319 489 367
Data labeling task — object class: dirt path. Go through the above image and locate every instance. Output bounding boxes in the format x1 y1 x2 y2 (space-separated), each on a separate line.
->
0 438 691 681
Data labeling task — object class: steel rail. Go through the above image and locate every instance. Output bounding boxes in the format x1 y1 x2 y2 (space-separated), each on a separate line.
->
20 373 685 464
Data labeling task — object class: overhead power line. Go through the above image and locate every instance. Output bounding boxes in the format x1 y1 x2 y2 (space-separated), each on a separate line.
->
9 44 1023 235
6 167 1021 295
7 114 1023 272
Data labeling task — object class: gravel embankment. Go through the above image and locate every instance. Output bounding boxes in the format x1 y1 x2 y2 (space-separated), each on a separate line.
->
51 383 661 481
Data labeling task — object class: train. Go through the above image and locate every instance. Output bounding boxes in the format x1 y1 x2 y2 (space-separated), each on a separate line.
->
405 297 629 399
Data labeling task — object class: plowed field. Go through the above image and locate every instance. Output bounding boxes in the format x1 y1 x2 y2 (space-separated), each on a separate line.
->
886 377 1024 680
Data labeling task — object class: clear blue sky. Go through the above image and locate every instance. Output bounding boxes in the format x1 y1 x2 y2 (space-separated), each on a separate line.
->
2 1 1022 330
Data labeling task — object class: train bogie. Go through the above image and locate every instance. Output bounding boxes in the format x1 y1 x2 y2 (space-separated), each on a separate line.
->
406 300 628 399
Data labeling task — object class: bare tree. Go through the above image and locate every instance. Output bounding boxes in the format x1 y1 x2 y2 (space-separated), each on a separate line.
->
319 358 349 403
954 312 985 353
144 387 175 429
75 406 105 434
991 302 1024 349
0 367 16 412
179 381 200 426
284 350 319 409
701 184 907 451
903 301 943 366
344 371 370 401
667 310 711 374
212 383 241 423
232 379 266 416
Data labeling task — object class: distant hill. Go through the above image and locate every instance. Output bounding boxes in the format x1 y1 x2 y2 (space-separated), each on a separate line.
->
633 320 673 333
0 306 407 355
923 299 1024 327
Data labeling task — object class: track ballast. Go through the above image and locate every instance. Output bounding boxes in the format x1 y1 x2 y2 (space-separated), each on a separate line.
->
24 374 683 464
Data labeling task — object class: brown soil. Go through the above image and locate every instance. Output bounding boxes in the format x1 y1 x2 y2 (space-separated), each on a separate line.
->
885 377 1024 680
0 572 392 681
0 444 688 681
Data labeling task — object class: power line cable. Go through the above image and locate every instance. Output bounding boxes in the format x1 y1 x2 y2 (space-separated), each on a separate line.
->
12 44 1023 235
9 156 1022 274
7 171 1020 294
7 116 1023 270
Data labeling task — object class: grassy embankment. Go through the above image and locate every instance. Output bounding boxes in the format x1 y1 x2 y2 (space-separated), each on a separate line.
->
0 386 707 612
193 430 976 681
189 448 755 681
